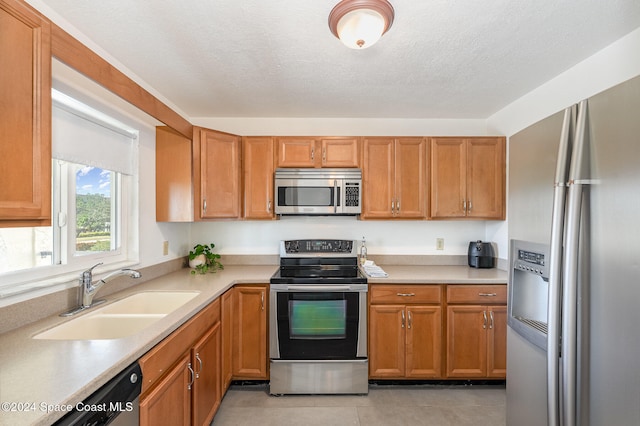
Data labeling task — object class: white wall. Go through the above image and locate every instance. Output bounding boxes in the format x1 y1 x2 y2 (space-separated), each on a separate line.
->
485 26 640 258
191 217 492 258
192 117 489 137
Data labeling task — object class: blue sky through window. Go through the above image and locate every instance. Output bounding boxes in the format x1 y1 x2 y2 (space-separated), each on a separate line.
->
76 166 111 196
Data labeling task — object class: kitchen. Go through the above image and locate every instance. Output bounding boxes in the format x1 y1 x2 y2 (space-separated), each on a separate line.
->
1 0 640 425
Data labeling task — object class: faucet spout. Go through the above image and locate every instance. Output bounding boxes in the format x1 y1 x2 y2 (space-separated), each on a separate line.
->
82 265 142 309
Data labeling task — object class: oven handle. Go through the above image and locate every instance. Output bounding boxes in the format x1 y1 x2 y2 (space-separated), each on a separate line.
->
280 285 358 292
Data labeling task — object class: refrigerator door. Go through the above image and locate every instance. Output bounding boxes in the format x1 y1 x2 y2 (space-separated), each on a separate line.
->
575 74 640 426
507 109 566 426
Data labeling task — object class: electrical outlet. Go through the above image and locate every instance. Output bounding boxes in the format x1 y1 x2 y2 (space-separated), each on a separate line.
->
436 238 444 250
162 240 169 256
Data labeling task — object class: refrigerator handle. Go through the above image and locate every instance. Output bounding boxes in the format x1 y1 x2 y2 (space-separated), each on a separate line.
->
562 99 590 426
547 105 576 426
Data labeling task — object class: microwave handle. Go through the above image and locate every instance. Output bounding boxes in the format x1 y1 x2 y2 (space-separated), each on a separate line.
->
334 180 338 213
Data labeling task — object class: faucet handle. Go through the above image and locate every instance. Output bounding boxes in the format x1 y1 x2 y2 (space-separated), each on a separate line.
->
81 262 103 284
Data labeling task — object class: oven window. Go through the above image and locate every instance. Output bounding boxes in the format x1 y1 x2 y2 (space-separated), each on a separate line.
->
277 187 339 207
289 300 346 339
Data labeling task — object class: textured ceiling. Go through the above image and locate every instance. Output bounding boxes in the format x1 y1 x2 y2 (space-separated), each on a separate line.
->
37 0 640 119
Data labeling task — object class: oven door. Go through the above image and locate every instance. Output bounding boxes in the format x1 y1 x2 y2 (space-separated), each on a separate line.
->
270 284 367 360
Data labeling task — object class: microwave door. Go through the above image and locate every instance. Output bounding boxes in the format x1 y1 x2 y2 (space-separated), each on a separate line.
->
276 179 339 214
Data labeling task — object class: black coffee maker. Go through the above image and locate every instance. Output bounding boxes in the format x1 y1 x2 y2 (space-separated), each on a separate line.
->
468 240 496 268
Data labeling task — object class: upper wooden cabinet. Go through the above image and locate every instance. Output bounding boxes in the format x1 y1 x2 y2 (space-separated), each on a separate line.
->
156 127 193 222
242 137 275 219
430 137 505 220
194 127 241 220
276 137 359 168
362 137 427 219
0 0 51 227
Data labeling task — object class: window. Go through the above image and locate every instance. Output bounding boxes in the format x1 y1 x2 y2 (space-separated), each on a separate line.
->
0 90 138 297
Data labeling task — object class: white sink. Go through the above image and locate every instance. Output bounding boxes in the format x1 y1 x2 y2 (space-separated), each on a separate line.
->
99 291 201 315
34 291 200 340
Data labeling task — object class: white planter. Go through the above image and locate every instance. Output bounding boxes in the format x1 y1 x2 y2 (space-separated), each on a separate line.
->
189 254 206 269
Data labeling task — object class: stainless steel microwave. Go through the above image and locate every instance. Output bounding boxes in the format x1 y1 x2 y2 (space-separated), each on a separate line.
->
274 168 362 215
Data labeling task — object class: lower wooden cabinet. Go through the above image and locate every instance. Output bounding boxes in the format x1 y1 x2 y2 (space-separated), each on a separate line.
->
139 298 222 426
221 289 233 393
233 285 269 379
369 285 442 379
445 285 507 378
192 323 221 426
140 353 192 426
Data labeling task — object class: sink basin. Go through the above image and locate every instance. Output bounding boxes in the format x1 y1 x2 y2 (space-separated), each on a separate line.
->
34 291 200 340
99 291 201 315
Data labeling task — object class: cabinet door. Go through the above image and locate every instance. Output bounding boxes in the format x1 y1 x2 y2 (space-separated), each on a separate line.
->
406 306 442 378
276 137 317 167
192 323 221 426
0 0 51 226
369 304 405 378
140 353 191 426
395 138 427 218
466 137 505 219
233 285 268 379
156 126 193 222
198 128 240 219
430 138 466 218
362 138 395 218
446 305 487 378
243 137 274 219
320 138 359 167
221 289 233 393
487 305 507 378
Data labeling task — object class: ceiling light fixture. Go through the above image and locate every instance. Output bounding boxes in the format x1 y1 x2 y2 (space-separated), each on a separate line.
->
328 0 394 49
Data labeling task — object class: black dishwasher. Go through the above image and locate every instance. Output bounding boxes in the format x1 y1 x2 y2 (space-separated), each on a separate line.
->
54 362 142 426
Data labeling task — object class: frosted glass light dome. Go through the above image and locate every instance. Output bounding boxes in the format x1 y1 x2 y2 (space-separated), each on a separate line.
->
328 0 395 50
336 9 386 49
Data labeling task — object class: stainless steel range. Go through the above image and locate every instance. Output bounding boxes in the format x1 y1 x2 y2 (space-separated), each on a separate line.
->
269 239 368 395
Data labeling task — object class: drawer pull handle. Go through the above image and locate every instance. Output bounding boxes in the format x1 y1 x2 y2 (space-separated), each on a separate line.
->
401 310 405 328
396 293 416 297
489 311 494 329
407 310 412 329
483 311 488 329
479 292 497 297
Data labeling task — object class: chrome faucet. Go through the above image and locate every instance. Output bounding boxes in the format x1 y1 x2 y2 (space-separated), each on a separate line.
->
61 263 142 316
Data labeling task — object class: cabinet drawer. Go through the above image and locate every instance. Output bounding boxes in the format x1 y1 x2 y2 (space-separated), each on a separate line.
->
140 298 220 394
370 285 442 304
446 285 506 304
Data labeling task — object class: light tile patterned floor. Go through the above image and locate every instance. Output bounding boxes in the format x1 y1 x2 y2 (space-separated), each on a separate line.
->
211 384 506 426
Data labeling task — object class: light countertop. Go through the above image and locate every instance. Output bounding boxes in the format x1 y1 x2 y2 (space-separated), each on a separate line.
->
0 264 506 425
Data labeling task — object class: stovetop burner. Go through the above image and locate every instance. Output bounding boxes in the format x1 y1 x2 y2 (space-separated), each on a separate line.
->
270 239 368 285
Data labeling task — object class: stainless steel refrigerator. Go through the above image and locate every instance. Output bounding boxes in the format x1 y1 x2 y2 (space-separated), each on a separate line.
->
507 74 640 426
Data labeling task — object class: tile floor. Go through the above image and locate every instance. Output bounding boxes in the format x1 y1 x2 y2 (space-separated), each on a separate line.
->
211 383 506 426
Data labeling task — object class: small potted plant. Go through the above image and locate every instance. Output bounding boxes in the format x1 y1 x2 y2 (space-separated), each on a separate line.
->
188 243 224 275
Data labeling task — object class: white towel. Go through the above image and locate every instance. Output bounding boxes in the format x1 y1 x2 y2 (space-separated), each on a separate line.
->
362 261 388 278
